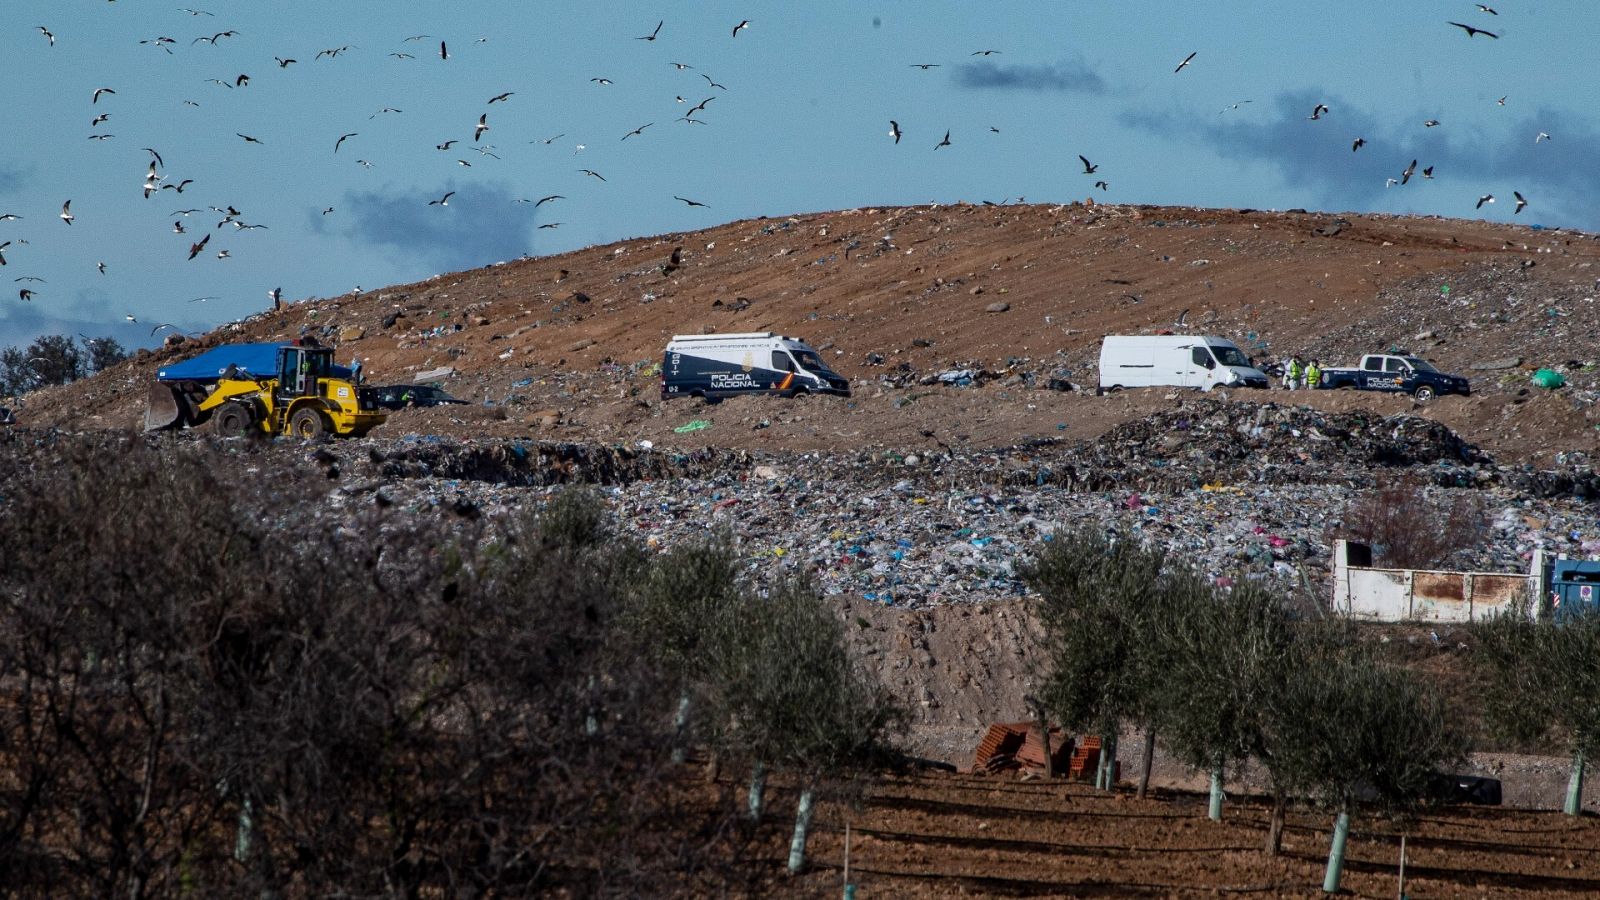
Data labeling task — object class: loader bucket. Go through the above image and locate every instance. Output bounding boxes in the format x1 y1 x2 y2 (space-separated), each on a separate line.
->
144 382 194 431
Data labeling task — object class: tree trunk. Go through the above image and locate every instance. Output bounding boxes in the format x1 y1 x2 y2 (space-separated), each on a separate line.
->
1207 766 1224 822
1036 710 1053 779
1566 749 1586 816
1137 728 1156 799
1265 792 1287 856
787 786 816 874
234 795 254 863
1322 808 1351 893
1103 732 1118 790
747 761 767 822
671 691 691 764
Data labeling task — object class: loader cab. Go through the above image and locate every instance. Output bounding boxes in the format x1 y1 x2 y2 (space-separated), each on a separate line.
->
278 343 331 398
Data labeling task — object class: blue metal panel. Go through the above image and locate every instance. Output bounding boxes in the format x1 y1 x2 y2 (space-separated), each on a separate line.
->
157 342 352 383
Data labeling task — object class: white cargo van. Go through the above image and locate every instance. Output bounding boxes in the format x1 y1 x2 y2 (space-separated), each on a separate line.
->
1098 335 1269 393
661 332 850 400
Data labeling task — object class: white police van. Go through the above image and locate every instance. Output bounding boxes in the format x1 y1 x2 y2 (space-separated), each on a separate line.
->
661 332 850 400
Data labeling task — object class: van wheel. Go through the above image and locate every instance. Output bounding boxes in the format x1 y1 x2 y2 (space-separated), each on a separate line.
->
1413 385 1436 402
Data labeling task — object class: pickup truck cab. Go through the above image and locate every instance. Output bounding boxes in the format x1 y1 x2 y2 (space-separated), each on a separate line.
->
1318 353 1470 401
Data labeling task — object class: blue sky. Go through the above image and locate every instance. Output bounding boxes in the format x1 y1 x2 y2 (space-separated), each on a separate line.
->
3 2 1594 353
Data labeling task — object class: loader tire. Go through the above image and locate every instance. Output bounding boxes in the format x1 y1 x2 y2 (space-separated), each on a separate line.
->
213 401 254 435
290 407 330 440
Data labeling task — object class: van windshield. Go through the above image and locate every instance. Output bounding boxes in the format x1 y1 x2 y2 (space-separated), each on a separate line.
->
792 349 830 372
1211 346 1250 367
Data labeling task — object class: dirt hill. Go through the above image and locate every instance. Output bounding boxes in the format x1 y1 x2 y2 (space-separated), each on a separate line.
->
14 201 1600 465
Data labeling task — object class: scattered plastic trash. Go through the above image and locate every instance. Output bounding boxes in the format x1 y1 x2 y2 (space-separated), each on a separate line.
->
1532 368 1567 389
673 419 712 433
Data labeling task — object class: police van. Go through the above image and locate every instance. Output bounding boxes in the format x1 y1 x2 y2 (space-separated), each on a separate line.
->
661 332 850 400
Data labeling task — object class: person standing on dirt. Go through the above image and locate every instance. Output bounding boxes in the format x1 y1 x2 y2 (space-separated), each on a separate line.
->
1287 356 1303 390
1306 359 1321 390
351 357 363 384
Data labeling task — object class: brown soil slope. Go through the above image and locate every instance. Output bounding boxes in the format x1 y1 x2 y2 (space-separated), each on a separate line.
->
17 202 1600 463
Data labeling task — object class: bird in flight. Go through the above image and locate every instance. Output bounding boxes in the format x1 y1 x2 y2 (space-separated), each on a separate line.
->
1424 119 1440 127
1401 159 1417 184
93 87 116 104
60 201 74 225
187 233 210 258
535 195 564 207
1449 21 1498 38
456 159 472 167
474 114 489 141
91 113 110 127
370 107 402 118
590 77 614 85
1351 137 1366 152
0 242 8 265
275 56 296 67
674 196 708 207
1219 100 1252 113
235 73 251 87
579 169 606 181
1094 180 1109 191
1078 155 1098 174
889 120 902 144
1477 4 1498 13
88 134 115 141
437 139 458 150
334 132 357 153
934 130 951 149
910 63 940 70
1513 191 1527 214
1422 166 1434 179
236 133 264 144
536 134 565 145
162 179 194 193
1173 51 1196 73
1475 194 1494 209
1536 131 1551 143
701 73 727 90
1308 103 1330 120
428 191 455 206
538 222 562 229
686 97 714 115
670 62 694 70
440 41 448 59
732 20 750 37
19 288 35 301
0 214 20 221
638 20 662 41
622 122 653 140
971 49 1000 56
488 92 513 103
173 220 186 233
38 26 54 46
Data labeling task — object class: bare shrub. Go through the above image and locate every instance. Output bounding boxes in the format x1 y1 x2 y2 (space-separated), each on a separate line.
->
1331 475 1487 569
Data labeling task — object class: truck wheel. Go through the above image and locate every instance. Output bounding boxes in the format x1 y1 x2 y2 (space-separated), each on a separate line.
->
213 401 253 435
290 407 330 439
1413 385 1436 402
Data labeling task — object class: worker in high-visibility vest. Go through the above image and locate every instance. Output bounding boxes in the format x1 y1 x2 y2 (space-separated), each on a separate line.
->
1286 356 1303 390
1306 359 1322 390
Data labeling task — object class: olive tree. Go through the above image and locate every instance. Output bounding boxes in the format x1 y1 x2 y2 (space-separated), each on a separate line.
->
709 576 903 874
1022 527 1170 791
1474 606 1600 815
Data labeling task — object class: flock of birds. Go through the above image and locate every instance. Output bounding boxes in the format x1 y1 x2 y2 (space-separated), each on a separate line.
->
0 5 1557 333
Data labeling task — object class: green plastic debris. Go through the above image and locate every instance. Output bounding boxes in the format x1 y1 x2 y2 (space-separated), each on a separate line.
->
1533 368 1567 389
673 419 712 433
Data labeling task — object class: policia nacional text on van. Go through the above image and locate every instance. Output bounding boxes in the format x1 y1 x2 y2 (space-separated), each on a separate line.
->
661 332 851 401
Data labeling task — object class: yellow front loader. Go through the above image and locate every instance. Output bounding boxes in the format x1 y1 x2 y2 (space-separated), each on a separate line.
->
146 340 386 438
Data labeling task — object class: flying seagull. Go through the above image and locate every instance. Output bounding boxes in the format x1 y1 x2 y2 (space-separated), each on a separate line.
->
187 233 210 258
1449 21 1498 38
1424 119 1440 127
1513 191 1527 214
701 73 726 90
579 169 606 181
0 242 7 265
971 49 1001 56
934 130 951 149
38 26 55 46
1351 137 1366 152
439 40 448 59
732 19 749 37
1422 166 1434 179
60 200 74 225
910 63 940 70
638 20 662 41
1094 180 1109 191
534 195 564 207
474 114 489 141
538 223 561 229
674 196 708 207
622 122 653 140
428 191 455 206
93 87 116 104
1173 51 1196 73
1475 194 1494 209
1477 4 1498 13
889 120 901 144
19 288 35 301
236 133 264 144
1308 103 1329 120
1536 131 1551 143
275 56 296 67
1401 159 1417 184
1078 155 1097 174
91 113 110 127
437 140 458 150
334 132 357 153
488 92 513 103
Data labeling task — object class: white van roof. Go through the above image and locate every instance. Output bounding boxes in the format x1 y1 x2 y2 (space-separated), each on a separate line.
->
669 332 783 342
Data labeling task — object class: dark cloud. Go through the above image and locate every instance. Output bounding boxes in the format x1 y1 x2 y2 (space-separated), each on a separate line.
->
953 58 1106 94
0 165 21 195
1123 92 1600 228
338 181 538 271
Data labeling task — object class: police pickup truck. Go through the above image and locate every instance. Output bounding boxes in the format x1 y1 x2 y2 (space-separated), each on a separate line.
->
1317 353 1470 401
